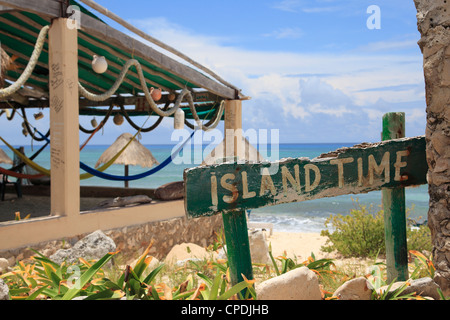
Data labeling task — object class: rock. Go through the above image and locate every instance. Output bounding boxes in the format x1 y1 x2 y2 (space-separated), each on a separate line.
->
94 195 152 209
248 230 271 264
155 181 184 200
164 243 214 265
0 278 9 300
333 277 373 300
0 258 10 273
256 266 322 300
215 230 271 264
217 246 227 260
380 277 442 300
50 230 116 264
175 258 203 268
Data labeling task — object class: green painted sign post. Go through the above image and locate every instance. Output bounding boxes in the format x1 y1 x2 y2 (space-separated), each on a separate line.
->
184 114 427 291
382 112 409 282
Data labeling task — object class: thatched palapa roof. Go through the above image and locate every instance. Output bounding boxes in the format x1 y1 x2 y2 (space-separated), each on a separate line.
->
0 148 12 165
95 133 158 168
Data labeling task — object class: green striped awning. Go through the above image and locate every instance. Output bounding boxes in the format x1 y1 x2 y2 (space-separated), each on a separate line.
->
0 0 238 119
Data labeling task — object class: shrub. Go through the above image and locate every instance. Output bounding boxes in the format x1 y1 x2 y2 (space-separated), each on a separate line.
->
320 202 386 258
320 200 432 259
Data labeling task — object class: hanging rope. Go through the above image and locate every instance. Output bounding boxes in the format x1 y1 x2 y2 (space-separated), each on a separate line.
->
79 103 115 134
0 25 49 98
78 0 242 95
20 106 50 142
78 58 225 131
183 101 223 130
0 24 225 133
119 101 169 133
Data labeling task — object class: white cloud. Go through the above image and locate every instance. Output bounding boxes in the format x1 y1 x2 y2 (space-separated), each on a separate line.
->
272 0 303 13
126 16 425 142
263 27 303 39
358 39 419 52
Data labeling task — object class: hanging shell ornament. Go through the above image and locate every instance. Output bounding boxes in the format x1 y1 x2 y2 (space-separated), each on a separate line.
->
91 117 98 128
168 92 176 101
113 113 124 125
33 112 44 120
150 87 162 101
174 108 185 130
92 55 108 74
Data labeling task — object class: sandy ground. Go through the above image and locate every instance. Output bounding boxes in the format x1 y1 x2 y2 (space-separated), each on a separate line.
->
0 194 110 222
266 231 331 261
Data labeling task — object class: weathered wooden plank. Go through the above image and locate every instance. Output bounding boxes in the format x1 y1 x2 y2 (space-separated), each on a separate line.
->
184 136 427 218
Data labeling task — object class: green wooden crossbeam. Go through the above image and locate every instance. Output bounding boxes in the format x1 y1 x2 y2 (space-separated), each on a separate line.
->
184 136 426 218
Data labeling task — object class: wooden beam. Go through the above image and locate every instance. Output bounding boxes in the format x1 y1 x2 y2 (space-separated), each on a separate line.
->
48 18 80 217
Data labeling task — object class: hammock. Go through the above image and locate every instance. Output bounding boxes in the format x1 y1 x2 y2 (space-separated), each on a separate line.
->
0 130 195 181
0 130 139 180
79 130 195 181
0 141 49 179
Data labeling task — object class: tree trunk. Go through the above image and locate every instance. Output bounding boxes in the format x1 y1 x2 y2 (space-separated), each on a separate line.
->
414 0 450 296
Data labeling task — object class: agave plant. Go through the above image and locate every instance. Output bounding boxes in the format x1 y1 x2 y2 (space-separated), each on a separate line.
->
1 239 256 300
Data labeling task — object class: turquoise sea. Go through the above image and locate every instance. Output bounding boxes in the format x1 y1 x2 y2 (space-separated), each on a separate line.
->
1 142 429 233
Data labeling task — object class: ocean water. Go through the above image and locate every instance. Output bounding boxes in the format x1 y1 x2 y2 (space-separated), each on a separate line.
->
1 142 429 233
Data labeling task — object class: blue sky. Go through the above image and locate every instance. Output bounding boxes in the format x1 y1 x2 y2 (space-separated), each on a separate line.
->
2 0 426 146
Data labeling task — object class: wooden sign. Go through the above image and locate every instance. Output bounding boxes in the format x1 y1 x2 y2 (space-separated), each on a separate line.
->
184 136 427 218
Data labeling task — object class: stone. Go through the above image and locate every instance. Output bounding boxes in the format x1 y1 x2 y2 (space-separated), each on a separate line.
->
248 230 271 264
0 278 9 300
256 266 322 300
379 277 442 300
50 230 116 264
154 181 184 200
164 242 214 265
0 258 10 273
333 277 373 300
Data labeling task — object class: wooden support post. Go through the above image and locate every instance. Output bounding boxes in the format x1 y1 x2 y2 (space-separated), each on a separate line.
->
381 112 408 282
222 100 253 291
49 18 80 217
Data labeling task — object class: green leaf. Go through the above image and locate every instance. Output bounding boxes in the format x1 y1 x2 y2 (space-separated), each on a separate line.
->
268 243 280 276
26 285 49 300
217 281 252 300
9 287 30 295
61 251 117 300
100 278 122 291
142 263 164 285
208 272 222 300
84 289 122 300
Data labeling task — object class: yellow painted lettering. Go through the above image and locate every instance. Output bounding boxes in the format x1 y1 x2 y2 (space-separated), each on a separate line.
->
368 152 390 185
220 173 238 203
242 171 256 199
330 157 354 188
304 164 321 192
260 168 276 196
